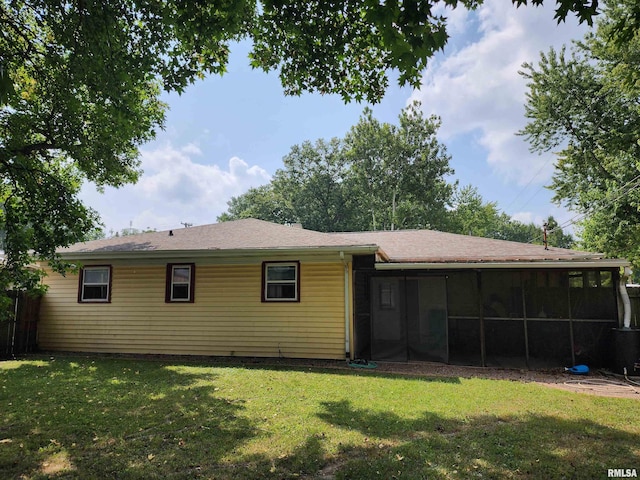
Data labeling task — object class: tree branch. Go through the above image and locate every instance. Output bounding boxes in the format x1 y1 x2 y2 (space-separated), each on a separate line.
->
7 142 57 158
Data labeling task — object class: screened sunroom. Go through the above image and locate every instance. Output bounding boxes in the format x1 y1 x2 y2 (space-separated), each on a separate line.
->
352 255 622 369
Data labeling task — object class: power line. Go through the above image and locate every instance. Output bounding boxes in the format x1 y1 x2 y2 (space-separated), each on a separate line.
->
525 173 640 245
504 156 554 212
557 173 640 229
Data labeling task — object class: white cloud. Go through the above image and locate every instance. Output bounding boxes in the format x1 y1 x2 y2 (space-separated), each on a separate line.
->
511 211 537 225
434 3 473 38
512 204 578 235
180 143 202 156
411 0 587 185
80 143 271 233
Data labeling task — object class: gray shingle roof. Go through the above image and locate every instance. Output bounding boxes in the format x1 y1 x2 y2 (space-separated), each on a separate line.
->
61 218 374 253
61 218 614 265
333 229 604 263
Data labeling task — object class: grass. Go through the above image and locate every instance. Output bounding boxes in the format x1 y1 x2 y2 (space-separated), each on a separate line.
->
0 355 639 479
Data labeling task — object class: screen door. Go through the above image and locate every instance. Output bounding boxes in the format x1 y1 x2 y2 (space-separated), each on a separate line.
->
370 276 448 362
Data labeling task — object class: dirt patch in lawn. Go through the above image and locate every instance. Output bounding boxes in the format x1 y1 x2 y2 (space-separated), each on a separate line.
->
236 357 640 400
370 361 640 399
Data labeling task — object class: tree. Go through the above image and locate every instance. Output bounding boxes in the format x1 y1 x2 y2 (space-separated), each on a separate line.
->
218 185 296 225
0 0 601 304
272 138 357 232
544 216 574 249
220 105 577 245
0 158 97 293
1 2 178 304
520 0 640 265
118 226 157 237
345 103 454 231
449 185 503 237
82 228 106 242
219 103 454 232
448 186 574 246
0 1 602 104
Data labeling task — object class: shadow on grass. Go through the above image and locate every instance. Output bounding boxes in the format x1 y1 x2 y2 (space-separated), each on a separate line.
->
236 362 463 385
0 357 256 479
142 398 640 480
312 399 640 480
1 356 638 480
32 352 464 384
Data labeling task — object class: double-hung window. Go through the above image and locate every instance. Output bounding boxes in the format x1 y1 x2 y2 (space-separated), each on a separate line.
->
262 262 299 302
79 266 111 302
166 264 195 303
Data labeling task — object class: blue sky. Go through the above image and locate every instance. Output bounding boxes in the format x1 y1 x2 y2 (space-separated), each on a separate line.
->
80 0 588 235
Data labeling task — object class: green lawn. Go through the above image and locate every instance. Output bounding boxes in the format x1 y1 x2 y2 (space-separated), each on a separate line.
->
1 356 638 479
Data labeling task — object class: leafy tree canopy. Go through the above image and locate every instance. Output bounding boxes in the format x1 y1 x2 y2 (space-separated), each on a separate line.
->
0 0 594 305
449 186 573 247
344 103 455 231
1 1 603 105
221 102 455 232
220 107 573 249
520 0 639 266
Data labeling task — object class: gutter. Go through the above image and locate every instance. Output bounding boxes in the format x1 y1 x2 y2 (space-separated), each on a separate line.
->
59 245 380 261
374 259 629 270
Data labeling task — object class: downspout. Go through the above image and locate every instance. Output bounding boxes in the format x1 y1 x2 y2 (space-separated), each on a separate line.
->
341 252 351 358
619 266 632 329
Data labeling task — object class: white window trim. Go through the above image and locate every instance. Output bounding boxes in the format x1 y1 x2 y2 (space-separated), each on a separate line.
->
263 262 299 302
169 264 193 302
80 266 111 303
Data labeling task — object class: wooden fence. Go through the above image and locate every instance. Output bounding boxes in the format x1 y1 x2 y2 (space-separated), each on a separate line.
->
0 291 41 358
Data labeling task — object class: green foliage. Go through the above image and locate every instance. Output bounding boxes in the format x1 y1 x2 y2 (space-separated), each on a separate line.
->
273 138 356 231
118 227 157 237
345 103 454 231
545 215 575 249
449 185 503 237
0 1 605 106
520 0 640 265
513 0 600 25
0 155 96 296
1 1 184 301
0 356 639 479
218 184 297 225
251 0 474 102
220 107 572 246
0 0 599 307
82 228 106 242
220 103 454 232
448 186 574 247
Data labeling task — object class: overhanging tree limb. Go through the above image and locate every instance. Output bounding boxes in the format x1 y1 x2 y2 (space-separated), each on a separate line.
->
0 0 606 301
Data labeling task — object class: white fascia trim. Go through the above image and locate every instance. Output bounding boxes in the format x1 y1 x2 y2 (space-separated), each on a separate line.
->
60 245 379 262
375 259 629 270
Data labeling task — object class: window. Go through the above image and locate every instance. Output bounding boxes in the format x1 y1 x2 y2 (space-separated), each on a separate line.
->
379 282 395 309
79 266 111 302
569 270 613 289
166 264 195 303
262 262 299 302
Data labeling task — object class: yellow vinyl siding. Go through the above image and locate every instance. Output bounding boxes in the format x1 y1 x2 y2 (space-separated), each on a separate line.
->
39 262 347 359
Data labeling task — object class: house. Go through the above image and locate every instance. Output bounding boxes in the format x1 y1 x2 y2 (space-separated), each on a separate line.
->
38 218 629 368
